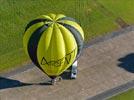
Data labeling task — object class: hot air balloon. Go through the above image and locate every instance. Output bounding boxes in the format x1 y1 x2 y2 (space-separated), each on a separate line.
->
23 13 84 84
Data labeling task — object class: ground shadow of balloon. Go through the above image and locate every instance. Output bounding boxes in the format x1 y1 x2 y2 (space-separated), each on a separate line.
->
0 76 32 90
118 53 134 73
0 76 52 90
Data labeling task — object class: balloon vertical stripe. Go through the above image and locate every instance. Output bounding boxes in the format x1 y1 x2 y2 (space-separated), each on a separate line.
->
28 25 48 71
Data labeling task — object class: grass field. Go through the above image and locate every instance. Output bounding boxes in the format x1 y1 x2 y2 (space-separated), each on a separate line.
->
0 0 134 73
99 0 134 24
108 89 134 100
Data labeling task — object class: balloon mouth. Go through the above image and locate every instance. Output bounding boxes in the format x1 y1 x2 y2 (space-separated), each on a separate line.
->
49 76 57 79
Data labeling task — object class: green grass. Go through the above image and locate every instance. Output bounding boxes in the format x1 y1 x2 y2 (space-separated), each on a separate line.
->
99 0 134 24
108 89 134 100
0 0 134 73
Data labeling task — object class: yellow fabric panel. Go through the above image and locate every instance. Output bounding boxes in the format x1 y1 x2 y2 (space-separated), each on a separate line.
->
58 24 77 54
47 13 56 20
36 15 52 20
23 22 44 56
37 25 53 75
48 24 65 60
57 24 77 75
58 20 84 39
55 14 66 20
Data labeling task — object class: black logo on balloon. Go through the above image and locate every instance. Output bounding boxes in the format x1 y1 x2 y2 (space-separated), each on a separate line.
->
41 49 76 67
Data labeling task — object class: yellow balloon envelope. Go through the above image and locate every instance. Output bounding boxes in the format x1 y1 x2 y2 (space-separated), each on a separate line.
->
23 13 84 79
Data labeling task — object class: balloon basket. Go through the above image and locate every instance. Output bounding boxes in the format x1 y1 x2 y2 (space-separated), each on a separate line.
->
50 76 62 85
